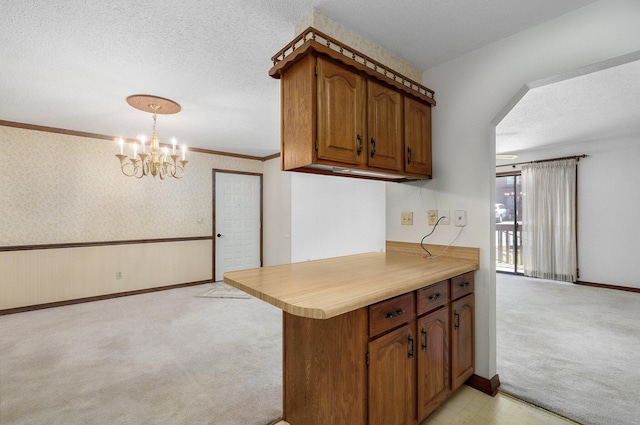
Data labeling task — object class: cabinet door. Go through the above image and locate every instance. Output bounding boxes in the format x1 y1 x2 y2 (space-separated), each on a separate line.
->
367 81 403 171
404 97 432 177
451 294 474 390
417 307 450 420
369 324 416 425
317 57 367 165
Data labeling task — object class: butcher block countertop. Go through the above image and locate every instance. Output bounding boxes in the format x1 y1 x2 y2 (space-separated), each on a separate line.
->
223 251 478 319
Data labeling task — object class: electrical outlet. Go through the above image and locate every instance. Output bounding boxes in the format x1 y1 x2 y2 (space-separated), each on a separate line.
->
441 210 450 225
116 271 123 279
455 210 467 227
427 209 438 226
401 211 413 225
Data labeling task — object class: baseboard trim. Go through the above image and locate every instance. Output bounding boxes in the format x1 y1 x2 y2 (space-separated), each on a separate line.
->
576 280 640 293
466 373 501 397
0 280 212 316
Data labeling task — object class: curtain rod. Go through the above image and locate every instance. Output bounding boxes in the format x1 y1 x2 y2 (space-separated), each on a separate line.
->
496 154 588 168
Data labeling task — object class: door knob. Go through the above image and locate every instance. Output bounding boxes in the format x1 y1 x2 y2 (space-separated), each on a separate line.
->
216 233 223 238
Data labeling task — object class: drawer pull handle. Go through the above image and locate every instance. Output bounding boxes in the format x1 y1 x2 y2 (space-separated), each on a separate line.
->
385 308 404 319
459 282 470 288
428 292 441 301
421 328 427 350
408 335 414 358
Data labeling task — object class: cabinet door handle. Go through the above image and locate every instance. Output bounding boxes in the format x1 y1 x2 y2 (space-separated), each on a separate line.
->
454 310 460 330
421 328 427 350
408 334 414 358
428 292 441 301
407 147 413 164
370 138 376 158
385 308 404 319
356 134 363 156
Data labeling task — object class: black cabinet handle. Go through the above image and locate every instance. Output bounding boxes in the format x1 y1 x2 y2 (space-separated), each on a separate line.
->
408 335 414 358
421 328 427 350
370 138 376 158
407 147 413 164
428 292 441 301
459 282 470 288
454 310 460 330
385 308 404 319
356 134 363 156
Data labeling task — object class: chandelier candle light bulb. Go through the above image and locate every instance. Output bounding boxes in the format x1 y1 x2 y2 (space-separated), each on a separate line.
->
116 95 188 180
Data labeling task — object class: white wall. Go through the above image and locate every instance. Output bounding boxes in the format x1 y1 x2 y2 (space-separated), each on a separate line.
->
501 137 640 289
263 157 292 267
263 159 386 265
291 173 385 262
386 0 640 380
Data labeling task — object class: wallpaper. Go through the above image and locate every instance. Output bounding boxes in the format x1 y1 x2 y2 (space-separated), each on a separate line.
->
295 10 423 83
0 126 262 246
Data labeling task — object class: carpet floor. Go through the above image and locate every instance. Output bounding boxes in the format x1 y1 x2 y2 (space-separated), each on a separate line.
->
497 273 640 425
0 283 283 425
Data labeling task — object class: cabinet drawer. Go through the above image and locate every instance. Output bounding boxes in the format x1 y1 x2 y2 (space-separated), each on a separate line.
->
369 293 415 338
417 280 449 316
451 272 474 300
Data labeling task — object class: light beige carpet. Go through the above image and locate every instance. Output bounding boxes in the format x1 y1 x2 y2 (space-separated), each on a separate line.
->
497 273 640 425
0 284 282 425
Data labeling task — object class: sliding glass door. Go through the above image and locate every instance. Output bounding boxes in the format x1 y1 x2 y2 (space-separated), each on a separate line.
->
495 174 522 274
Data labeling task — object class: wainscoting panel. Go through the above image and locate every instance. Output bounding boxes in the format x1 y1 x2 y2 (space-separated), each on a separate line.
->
0 240 212 310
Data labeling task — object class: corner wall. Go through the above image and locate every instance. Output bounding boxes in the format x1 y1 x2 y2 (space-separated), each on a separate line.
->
385 0 640 380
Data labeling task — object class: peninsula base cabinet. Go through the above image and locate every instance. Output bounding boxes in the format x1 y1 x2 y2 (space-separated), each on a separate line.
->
282 271 475 425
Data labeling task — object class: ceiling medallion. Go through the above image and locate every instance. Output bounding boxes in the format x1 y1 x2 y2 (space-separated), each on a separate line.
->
115 95 187 179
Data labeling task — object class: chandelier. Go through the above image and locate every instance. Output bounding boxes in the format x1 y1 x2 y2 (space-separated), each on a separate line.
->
116 94 188 179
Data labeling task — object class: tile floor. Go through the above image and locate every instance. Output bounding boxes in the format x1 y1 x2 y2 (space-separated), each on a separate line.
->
274 385 579 425
421 386 579 425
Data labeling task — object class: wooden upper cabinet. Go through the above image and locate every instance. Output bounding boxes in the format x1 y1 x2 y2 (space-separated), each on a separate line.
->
271 29 435 181
404 97 432 178
367 81 403 171
280 53 316 171
317 57 367 165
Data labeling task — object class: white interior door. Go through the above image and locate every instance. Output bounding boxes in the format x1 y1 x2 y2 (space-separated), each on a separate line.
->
215 172 261 281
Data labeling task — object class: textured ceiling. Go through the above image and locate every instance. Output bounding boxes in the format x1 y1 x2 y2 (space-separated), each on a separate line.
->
1 0 598 156
496 54 640 155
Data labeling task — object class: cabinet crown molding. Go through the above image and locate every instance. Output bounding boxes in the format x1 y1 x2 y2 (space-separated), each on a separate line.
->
270 27 436 106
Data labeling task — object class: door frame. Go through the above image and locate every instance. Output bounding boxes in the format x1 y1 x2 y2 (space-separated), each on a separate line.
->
212 169 263 282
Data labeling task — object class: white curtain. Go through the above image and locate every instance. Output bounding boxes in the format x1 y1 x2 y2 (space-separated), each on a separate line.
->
521 158 577 282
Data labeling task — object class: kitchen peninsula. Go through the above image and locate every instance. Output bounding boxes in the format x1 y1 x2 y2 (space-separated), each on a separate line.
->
224 243 479 425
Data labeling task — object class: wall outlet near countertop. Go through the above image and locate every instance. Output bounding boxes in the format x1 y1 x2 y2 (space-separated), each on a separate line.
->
401 211 413 225
427 209 438 226
455 210 467 227
440 210 450 225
